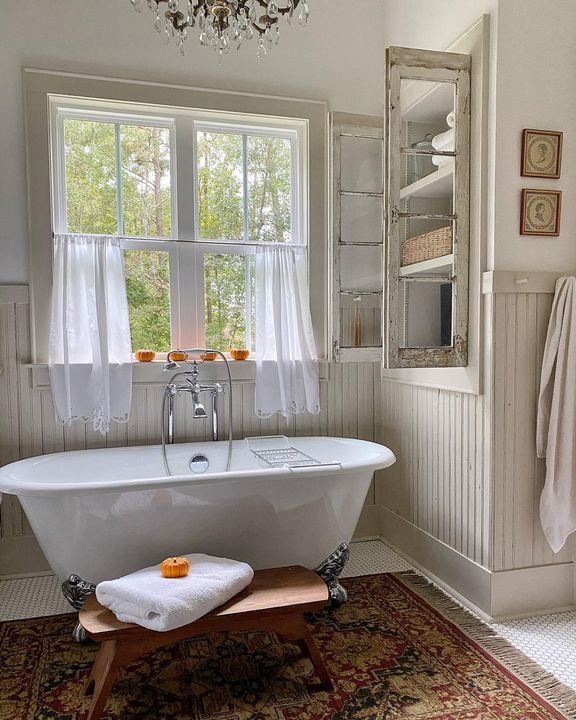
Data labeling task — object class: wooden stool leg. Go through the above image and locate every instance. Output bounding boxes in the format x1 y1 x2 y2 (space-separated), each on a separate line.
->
281 616 333 692
84 640 139 720
299 631 333 691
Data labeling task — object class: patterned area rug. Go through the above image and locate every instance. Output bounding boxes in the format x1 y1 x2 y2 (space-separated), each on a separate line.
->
1 573 575 719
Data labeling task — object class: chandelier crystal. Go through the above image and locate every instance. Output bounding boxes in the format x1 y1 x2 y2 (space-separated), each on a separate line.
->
130 0 310 58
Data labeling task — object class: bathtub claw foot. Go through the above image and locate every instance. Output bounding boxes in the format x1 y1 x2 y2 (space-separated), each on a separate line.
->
62 574 97 644
72 620 93 644
314 542 350 608
62 574 97 610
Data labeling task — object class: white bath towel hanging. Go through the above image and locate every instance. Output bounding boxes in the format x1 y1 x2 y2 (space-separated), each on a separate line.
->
537 276 576 553
96 554 254 632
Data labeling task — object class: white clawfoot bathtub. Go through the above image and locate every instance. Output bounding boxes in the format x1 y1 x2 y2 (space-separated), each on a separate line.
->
0 436 395 584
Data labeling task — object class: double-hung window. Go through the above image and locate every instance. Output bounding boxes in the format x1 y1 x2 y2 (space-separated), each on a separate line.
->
50 99 306 356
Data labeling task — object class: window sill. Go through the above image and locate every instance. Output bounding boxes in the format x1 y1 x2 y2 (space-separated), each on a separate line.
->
22 359 328 390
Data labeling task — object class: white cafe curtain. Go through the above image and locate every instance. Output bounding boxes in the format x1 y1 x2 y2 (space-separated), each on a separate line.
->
255 244 320 418
48 234 133 435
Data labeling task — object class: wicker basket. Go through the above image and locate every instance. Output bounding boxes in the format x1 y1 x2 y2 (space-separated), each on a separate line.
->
401 226 452 267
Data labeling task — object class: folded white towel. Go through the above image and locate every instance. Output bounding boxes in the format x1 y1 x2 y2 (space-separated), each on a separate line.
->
96 554 254 632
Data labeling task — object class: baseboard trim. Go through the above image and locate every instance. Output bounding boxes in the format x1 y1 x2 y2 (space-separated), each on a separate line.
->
380 507 575 621
380 507 493 617
490 563 575 620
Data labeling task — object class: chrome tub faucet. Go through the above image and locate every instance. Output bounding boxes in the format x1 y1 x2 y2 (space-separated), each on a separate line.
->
160 349 233 475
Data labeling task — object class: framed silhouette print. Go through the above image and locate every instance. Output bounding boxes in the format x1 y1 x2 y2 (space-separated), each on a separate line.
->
520 189 562 236
521 129 563 179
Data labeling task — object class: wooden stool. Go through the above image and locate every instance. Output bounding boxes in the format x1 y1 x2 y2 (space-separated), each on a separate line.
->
79 565 333 720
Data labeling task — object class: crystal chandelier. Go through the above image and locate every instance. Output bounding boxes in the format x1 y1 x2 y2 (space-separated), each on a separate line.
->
130 0 310 58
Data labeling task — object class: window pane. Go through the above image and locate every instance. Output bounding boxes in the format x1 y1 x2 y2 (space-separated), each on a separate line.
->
340 136 383 194
204 253 255 351
248 136 292 242
123 250 171 352
339 293 382 348
64 119 117 234
399 279 453 349
197 132 243 241
121 125 172 237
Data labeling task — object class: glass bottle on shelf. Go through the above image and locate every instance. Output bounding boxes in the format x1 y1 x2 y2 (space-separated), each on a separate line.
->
409 132 434 184
353 296 362 347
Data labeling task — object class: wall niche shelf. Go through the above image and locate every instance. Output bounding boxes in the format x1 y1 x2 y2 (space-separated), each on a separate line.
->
400 162 454 200
385 46 471 368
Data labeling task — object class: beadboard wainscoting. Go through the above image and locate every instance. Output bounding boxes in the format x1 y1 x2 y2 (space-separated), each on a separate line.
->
378 382 490 566
378 274 576 620
491 287 576 570
0 285 382 577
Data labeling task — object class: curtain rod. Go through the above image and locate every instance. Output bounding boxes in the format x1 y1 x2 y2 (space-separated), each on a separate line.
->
51 232 306 249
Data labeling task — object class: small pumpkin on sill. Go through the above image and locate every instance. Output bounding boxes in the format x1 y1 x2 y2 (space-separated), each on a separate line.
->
230 348 250 361
160 556 190 578
168 349 188 362
200 351 219 361
135 349 156 362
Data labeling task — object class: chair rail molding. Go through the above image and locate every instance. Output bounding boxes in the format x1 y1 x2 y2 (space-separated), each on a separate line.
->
0 285 29 304
482 270 576 294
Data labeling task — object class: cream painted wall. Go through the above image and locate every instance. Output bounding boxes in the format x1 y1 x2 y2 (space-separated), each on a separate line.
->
376 2 576 617
0 0 387 283
380 0 498 275
492 0 576 270
380 0 498 50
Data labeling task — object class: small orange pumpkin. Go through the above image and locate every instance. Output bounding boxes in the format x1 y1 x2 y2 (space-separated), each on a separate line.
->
160 556 190 578
135 349 156 362
200 351 218 361
230 348 250 361
169 349 188 362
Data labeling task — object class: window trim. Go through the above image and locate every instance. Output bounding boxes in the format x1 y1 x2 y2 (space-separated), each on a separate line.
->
52 102 304 354
25 69 326 363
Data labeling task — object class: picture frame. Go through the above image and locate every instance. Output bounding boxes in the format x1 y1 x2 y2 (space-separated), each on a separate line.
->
521 129 563 178
520 189 562 236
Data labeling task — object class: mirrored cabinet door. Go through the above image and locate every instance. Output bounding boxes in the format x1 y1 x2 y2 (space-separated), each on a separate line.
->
331 113 384 362
386 47 470 368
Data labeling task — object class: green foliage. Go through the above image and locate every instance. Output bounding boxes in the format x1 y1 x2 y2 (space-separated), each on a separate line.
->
248 136 292 242
65 119 172 238
124 250 171 352
198 132 244 241
121 124 172 237
198 132 291 349
204 254 255 350
64 121 292 353
64 120 117 234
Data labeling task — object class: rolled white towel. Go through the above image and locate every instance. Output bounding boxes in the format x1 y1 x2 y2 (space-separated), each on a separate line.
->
96 553 254 632
432 128 454 152
432 156 455 168
431 127 455 167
